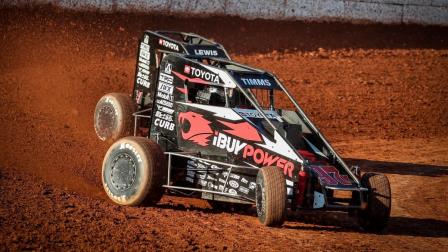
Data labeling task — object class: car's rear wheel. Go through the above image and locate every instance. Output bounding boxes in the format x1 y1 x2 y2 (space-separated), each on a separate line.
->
255 166 287 227
102 137 166 206
94 93 136 142
358 173 391 232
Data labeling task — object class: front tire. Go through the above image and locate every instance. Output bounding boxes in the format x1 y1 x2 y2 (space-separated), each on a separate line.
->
94 93 136 142
358 173 391 232
102 137 166 206
255 166 287 227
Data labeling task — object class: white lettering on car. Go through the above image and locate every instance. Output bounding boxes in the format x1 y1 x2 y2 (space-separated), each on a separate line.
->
159 38 179 51
194 49 218 56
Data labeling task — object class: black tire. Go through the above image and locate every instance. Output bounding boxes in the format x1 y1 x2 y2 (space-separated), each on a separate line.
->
255 166 287 227
94 93 136 142
102 137 166 206
358 173 391 232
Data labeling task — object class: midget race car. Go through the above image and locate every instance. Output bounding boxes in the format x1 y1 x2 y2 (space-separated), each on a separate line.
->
94 31 391 231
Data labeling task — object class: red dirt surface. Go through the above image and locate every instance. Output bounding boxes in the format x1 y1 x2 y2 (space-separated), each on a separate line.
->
1 6 447 251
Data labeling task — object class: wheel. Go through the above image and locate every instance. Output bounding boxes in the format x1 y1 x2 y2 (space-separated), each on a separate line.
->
255 166 287 226
358 173 391 232
94 93 136 142
102 137 166 206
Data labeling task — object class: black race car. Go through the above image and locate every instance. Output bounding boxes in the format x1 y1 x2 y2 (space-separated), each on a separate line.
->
94 31 391 231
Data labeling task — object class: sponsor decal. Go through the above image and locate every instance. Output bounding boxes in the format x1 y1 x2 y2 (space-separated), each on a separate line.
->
187 170 195 178
212 131 294 178
228 180 239 189
185 158 257 197
156 105 174 115
311 166 352 186
217 120 261 142
156 99 173 108
234 108 282 121
158 82 174 95
164 63 172 74
182 65 219 84
243 144 294 177
179 102 242 121
154 73 175 131
186 177 194 183
198 179 207 187
249 182 256 190
229 173 240 180
197 162 208 169
184 65 191 74
143 34 149 44
177 109 297 178
212 132 247 155
154 118 174 131
241 78 272 87
159 38 179 51
194 49 218 56
207 175 217 182
207 182 219 190
238 186 249 194
197 173 206 180
136 42 151 88
156 92 173 101
159 73 173 84
178 111 213 146
155 111 173 121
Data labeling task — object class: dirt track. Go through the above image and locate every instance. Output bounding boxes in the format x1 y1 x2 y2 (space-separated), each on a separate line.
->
0 6 447 251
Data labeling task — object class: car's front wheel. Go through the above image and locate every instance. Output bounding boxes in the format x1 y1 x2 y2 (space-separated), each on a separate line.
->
255 166 287 227
102 137 166 206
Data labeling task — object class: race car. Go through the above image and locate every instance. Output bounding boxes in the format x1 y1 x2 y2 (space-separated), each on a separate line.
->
94 31 391 231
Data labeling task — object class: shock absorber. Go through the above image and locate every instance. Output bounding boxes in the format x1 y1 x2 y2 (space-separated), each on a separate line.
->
295 167 309 208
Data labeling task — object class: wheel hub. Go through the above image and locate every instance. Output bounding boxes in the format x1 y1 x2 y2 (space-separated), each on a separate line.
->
97 105 116 137
110 153 137 191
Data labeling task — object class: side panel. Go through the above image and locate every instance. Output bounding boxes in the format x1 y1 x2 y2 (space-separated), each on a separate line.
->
133 32 186 108
149 58 178 149
184 158 257 201
174 102 300 182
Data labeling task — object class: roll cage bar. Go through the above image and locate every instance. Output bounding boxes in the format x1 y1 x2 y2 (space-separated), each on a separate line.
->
156 30 219 45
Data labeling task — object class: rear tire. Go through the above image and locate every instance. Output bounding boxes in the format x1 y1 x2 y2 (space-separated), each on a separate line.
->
255 166 287 227
358 173 391 232
102 137 166 206
94 93 136 142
